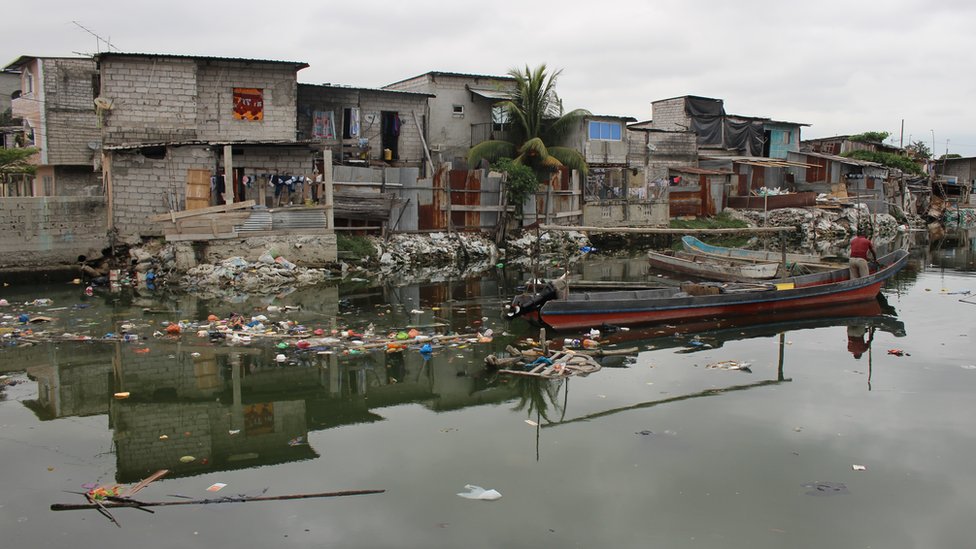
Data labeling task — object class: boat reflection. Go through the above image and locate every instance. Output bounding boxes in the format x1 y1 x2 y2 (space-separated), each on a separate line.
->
507 295 905 440
594 294 904 353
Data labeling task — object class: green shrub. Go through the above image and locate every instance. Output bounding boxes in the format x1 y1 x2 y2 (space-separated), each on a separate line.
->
337 235 375 259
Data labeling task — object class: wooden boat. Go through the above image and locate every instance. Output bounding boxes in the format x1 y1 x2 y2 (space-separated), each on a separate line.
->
647 249 779 282
508 249 908 331
681 236 845 270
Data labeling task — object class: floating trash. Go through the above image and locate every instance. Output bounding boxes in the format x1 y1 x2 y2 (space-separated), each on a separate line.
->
801 481 850 496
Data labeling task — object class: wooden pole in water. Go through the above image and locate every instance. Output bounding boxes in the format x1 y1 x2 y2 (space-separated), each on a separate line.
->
51 489 385 511
780 232 788 280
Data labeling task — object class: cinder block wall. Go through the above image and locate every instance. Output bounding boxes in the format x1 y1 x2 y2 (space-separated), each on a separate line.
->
196 61 298 142
43 58 99 166
110 145 213 237
650 98 692 132
100 57 200 144
647 131 699 180
0 197 107 270
297 86 427 166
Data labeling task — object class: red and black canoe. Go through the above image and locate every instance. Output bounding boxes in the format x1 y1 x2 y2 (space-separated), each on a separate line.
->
509 249 909 331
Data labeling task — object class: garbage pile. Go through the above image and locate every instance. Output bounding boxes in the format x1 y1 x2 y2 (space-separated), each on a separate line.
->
503 230 592 266
724 206 900 242
373 233 497 270
181 251 328 298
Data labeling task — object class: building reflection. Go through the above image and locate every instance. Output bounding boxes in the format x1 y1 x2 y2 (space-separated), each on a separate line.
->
23 337 517 483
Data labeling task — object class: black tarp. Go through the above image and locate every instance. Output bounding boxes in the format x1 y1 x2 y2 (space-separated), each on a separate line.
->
684 96 725 118
686 97 726 147
724 117 766 156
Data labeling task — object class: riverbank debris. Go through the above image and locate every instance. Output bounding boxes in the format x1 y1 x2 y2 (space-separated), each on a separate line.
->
486 346 602 379
706 360 753 372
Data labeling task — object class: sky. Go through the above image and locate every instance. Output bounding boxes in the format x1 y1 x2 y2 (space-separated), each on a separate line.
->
5 0 976 157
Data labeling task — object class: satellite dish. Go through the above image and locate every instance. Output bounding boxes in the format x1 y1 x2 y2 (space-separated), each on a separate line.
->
93 97 113 110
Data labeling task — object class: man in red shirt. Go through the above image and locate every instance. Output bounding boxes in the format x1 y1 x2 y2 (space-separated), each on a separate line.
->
849 230 877 278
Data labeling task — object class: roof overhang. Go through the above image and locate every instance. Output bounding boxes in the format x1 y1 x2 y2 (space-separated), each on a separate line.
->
467 86 510 101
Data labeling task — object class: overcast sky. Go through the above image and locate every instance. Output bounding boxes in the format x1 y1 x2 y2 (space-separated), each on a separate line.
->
6 0 975 156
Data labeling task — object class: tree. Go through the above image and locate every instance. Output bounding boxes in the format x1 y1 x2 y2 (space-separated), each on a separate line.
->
468 64 590 179
849 131 890 143
0 147 38 177
905 140 931 160
843 150 923 175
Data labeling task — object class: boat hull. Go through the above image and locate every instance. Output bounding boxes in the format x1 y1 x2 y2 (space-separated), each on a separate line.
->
648 250 779 282
530 249 908 331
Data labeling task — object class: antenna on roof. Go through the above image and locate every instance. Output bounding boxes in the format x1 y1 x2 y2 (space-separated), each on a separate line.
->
72 21 120 53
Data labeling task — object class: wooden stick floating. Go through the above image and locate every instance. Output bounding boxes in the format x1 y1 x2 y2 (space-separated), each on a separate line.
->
51 489 385 511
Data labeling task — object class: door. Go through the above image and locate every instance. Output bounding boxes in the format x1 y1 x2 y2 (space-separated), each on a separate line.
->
186 169 211 210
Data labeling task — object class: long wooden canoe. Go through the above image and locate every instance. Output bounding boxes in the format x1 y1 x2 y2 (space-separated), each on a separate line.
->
681 235 845 269
509 249 908 331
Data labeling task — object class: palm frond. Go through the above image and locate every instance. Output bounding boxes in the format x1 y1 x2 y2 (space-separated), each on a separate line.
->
547 146 589 176
543 108 592 144
467 140 517 168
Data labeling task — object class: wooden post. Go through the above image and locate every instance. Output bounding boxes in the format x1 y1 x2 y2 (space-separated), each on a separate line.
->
323 151 334 230
103 151 113 232
443 167 453 235
780 231 788 279
223 145 234 204
546 178 554 225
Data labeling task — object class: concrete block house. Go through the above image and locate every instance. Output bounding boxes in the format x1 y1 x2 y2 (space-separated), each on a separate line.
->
383 71 515 171
561 114 669 226
296 83 431 170
94 52 322 239
1 56 107 271
5 56 101 197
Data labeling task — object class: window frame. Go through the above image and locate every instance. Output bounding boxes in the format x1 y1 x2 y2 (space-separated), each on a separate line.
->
588 121 622 141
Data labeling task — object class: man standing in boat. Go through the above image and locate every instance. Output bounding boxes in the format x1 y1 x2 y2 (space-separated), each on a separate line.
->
848 230 878 278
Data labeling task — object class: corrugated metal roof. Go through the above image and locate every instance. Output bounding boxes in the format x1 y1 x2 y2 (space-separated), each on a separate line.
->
587 114 638 122
467 86 511 100
94 52 309 70
797 150 884 168
670 166 733 175
385 71 514 87
4 55 91 71
299 82 433 97
104 139 320 151
701 155 818 168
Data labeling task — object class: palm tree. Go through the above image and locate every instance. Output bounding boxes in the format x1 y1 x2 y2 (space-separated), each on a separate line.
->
468 64 589 177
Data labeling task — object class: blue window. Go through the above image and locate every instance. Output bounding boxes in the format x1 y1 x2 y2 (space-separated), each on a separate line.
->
588 121 621 141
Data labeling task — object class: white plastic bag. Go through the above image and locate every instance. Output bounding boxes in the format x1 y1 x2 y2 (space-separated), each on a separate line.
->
456 484 502 501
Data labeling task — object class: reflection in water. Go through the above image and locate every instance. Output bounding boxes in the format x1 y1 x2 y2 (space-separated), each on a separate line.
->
11 254 916 485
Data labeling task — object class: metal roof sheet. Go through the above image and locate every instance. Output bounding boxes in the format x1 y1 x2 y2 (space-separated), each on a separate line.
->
94 52 308 70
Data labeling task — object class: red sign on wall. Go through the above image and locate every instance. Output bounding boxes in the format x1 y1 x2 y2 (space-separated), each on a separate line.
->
233 88 264 121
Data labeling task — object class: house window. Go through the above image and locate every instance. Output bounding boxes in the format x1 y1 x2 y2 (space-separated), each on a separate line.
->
42 175 54 196
588 121 621 141
342 107 361 138
23 69 34 95
491 105 510 131
452 104 464 118
783 131 792 144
